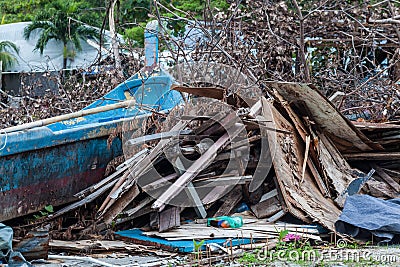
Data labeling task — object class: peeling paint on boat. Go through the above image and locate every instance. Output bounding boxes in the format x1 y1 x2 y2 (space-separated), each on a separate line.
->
0 70 182 221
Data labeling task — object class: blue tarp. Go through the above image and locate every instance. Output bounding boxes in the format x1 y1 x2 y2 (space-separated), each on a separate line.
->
335 195 400 243
116 228 253 253
0 223 12 259
0 223 32 266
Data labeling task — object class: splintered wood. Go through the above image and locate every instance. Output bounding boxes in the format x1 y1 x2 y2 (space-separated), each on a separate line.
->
53 82 400 243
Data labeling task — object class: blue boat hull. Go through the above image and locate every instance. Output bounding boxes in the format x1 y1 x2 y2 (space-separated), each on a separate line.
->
0 71 182 221
0 134 122 221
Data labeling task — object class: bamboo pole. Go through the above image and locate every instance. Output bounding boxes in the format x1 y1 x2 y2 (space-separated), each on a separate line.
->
2 100 136 133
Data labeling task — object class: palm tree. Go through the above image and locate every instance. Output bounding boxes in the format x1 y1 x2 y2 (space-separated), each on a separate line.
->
23 1 99 70
0 41 19 90
0 41 19 70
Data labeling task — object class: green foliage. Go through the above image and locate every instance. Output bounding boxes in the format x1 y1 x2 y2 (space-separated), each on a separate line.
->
124 23 146 47
120 0 152 25
32 205 54 220
173 0 229 14
1 0 230 52
193 239 205 252
0 0 51 23
192 239 205 265
44 204 53 213
238 251 260 264
0 40 19 70
278 229 290 241
0 0 104 26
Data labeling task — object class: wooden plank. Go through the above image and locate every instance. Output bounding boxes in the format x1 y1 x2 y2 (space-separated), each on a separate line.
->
306 158 330 197
101 184 140 225
99 121 188 214
125 120 189 185
261 97 341 231
343 152 400 161
267 82 382 152
142 224 321 241
259 189 278 202
276 99 331 197
185 182 207 218
267 210 286 223
152 122 245 211
51 177 117 219
125 130 191 146
352 121 400 130
116 206 153 227
154 224 319 234
213 185 243 217
3 100 136 133
261 99 310 223
140 173 178 192
364 179 399 199
372 164 400 193
201 185 234 205
251 196 282 219
248 136 273 192
317 133 359 206
49 240 141 252
248 99 262 117
382 168 400 183
125 196 154 216
194 175 252 187
158 206 181 232
175 156 207 218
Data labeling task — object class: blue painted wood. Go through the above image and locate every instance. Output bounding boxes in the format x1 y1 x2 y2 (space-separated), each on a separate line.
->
115 229 253 253
0 69 182 221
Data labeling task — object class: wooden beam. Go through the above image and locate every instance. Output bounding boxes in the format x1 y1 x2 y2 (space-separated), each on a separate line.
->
372 164 400 193
125 130 191 146
344 152 400 161
152 123 244 211
101 184 140 225
159 206 181 232
175 157 207 219
251 196 282 219
185 182 207 218
213 185 242 217
3 100 136 133
194 175 252 187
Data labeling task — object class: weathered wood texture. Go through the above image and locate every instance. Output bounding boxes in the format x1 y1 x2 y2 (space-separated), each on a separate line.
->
266 82 382 152
262 97 341 231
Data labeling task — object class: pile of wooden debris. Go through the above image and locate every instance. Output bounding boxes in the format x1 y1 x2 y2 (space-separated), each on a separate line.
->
47 81 399 248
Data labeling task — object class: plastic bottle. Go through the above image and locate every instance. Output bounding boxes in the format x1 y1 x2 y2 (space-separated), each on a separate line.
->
234 202 249 213
207 216 243 228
